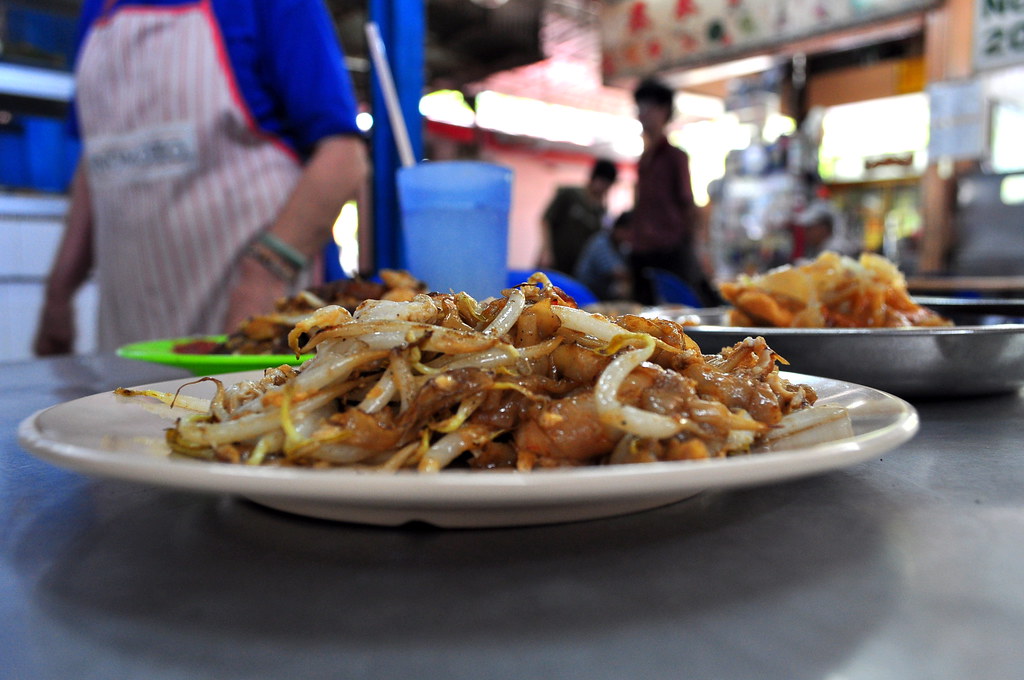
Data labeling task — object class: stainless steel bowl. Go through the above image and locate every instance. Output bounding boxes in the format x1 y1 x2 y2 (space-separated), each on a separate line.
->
645 298 1024 399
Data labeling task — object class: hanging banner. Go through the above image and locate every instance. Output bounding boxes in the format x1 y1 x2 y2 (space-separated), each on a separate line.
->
974 0 1024 71
600 0 939 81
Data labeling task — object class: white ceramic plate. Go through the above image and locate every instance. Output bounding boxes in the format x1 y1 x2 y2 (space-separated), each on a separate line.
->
18 371 918 528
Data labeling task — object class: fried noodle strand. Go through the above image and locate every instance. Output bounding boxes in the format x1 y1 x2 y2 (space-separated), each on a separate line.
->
134 276 821 471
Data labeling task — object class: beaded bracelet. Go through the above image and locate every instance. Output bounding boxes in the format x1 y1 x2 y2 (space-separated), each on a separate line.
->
244 241 299 283
257 232 308 272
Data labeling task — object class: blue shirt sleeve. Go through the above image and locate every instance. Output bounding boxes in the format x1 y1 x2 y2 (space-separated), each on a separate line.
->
248 0 362 158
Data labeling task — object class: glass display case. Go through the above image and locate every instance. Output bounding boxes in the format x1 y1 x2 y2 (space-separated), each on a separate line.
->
827 178 922 272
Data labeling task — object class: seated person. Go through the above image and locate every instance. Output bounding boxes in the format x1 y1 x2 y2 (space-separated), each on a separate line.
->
574 211 632 301
538 158 618 275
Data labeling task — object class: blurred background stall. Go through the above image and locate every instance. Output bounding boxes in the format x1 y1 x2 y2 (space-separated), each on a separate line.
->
5 0 1024 359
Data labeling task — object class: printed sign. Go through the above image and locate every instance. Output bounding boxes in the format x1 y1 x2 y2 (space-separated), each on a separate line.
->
601 0 938 81
85 121 198 187
974 0 1024 71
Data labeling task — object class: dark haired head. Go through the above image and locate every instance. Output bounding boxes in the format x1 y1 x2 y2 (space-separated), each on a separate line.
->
633 78 675 109
590 158 618 184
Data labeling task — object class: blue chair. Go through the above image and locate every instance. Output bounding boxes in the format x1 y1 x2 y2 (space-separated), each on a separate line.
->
643 267 704 308
507 269 599 307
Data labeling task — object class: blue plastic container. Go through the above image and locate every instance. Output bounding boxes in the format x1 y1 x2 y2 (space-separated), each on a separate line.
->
0 128 28 187
397 161 512 300
24 117 70 192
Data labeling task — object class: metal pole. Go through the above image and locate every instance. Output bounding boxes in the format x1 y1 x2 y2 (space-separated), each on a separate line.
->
369 0 425 272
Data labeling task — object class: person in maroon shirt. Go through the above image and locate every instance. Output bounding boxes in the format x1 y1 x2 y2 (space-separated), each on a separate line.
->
628 78 718 306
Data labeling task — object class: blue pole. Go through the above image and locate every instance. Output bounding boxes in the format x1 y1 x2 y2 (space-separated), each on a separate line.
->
369 0 425 272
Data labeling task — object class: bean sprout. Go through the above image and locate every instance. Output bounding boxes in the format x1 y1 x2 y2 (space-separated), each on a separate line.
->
127 275 825 471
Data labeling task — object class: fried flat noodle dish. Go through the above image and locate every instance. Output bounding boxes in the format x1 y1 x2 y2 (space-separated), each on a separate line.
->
719 251 952 328
179 269 426 355
129 273 828 472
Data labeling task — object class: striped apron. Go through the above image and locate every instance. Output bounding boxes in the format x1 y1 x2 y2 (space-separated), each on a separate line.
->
76 0 303 349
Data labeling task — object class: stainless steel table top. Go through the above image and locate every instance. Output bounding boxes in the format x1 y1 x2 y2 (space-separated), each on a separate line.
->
3 354 1024 680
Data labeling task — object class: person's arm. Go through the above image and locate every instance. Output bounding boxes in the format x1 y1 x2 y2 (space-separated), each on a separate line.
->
677 150 716 281
223 134 368 331
677 150 698 224
33 164 94 356
677 150 707 246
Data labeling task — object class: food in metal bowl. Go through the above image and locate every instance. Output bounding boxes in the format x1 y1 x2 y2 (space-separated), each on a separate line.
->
718 251 951 328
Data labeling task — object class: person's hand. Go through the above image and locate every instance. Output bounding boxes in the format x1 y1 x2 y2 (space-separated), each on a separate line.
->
223 255 290 333
33 295 76 356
